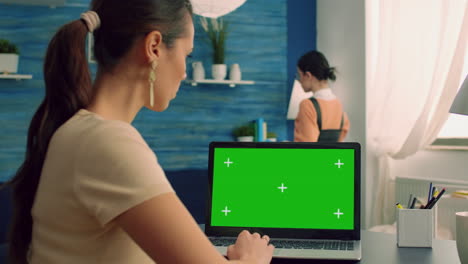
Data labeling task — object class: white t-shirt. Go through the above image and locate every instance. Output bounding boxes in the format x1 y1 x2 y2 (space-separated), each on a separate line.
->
30 109 174 263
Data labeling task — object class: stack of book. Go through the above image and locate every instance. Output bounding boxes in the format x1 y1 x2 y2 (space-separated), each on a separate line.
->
252 118 267 142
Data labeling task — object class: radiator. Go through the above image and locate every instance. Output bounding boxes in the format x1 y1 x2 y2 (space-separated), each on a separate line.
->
395 176 468 240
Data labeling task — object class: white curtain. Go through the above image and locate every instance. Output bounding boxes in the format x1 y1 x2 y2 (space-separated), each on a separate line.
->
367 0 468 226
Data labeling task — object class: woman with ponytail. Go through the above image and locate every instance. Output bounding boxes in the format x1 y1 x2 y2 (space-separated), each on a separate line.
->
6 0 273 263
294 50 350 142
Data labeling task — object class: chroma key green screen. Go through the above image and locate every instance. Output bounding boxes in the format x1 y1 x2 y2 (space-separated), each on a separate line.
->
211 147 355 230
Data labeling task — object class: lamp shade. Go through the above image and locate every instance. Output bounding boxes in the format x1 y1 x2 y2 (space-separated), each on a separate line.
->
191 0 246 18
450 74 468 116
287 80 313 120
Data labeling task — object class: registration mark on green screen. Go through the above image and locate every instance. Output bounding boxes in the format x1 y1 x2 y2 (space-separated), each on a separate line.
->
211 148 354 230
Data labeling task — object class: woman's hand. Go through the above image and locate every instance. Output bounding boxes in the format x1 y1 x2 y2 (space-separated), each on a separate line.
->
227 230 274 264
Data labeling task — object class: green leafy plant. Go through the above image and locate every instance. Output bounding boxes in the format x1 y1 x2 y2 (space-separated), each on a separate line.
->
0 39 19 54
232 124 255 137
267 132 277 138
200 17 228 64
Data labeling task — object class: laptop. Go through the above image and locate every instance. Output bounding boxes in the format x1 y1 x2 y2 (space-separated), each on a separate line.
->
205 141 361 260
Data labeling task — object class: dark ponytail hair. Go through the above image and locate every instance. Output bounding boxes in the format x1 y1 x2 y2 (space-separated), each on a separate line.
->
7 19 92 264
6 0 192 263
297 50 336 81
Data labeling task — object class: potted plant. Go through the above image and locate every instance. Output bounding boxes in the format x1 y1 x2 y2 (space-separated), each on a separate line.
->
266 132 277 142
0 39 20 74
200 17 228 80
232 124 255 142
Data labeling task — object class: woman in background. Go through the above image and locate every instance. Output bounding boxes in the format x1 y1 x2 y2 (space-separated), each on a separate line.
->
6 0 273 263
294 50 350 142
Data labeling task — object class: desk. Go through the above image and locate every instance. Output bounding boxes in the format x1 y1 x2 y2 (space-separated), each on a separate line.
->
200 225 460 264
272 231 459 264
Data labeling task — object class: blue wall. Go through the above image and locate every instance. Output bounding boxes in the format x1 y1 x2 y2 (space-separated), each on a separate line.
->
0 0 316 181
0 0 91 182
286 0 317 139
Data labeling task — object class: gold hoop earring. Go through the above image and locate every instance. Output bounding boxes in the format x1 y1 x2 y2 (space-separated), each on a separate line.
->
149 60 158 107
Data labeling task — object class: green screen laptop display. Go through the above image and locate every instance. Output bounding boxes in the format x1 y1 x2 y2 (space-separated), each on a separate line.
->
210 147 355 230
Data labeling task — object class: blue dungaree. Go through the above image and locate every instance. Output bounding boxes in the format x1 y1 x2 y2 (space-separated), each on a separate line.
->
309 97 344 142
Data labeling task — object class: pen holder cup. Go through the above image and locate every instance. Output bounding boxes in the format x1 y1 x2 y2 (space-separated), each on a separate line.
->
397 208 435 248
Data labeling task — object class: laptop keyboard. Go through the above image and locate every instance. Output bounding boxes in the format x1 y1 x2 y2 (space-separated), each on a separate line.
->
209 238 354 251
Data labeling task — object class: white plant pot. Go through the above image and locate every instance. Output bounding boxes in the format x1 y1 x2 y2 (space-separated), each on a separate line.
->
266 138 277 142
212 64 227 80
0 54 19 74
237 136 254 142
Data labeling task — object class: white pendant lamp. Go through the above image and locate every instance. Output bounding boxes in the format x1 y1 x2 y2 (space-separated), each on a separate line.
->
287 80 313 120
191 0 247 18
450 74 468 116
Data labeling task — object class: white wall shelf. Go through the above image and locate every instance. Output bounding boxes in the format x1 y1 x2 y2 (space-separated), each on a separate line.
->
185 79 255 88
0 0 65 7
0 74 33 80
